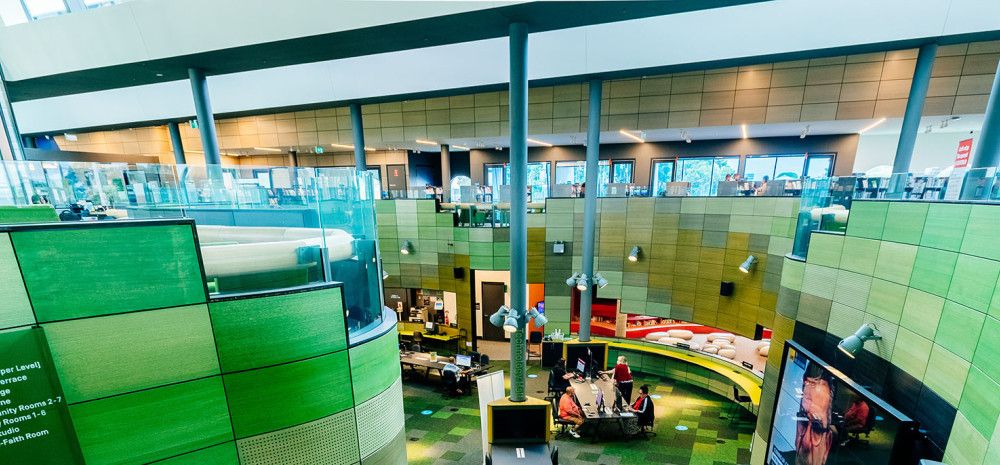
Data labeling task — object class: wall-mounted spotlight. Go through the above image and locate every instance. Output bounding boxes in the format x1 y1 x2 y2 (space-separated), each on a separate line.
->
565 273 581 287
838 324 882 358
489 305 511 327
382 270 389 280
628 246 642 262
593 273 609 289
399 240 413 255
553 241 566 255
800 125 810 139
739 255 758 273
575 274 589 292
527 307 548 326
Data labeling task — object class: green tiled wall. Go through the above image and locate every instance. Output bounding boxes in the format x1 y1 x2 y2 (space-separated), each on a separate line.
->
755 200 1000 465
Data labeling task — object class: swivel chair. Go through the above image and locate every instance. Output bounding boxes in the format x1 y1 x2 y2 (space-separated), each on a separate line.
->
635 398 656 439
412 332 424 353
729 386 752 425
528 331 543 363
550 397 575 439
442 369 460 397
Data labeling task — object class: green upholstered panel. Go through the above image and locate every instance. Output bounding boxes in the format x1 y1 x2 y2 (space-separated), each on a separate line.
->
948 254 1000 313
973 316 1000 384
209 287 347 373
224 351 353 439
157 442 240 465
900 289 945 340
882 202 928 245
70 377 233 465
935 301 985 362
962 205 1000 261
350 328 403 405
0 205 58 224
921 203 970 252
0 233 33 330
845 201 887 239
923 344 971 407
873 242 917 285
361 429 408 465
909 247 957 298
958 366 1000 437
45 304 220 403
12 224 206 322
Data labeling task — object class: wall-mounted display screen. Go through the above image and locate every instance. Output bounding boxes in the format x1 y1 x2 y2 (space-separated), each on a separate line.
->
767 342 916 465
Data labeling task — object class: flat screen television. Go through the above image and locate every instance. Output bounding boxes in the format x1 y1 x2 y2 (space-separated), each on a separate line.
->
490 405 548 444
767 341 918 465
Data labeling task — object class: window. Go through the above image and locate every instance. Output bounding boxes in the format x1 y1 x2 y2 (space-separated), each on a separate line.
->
743 154 834 182
678 157 739 196
485 163 507 187
21 0 67 19
367 167 382 199
0 1 29 25
555 161 586 185
83 0 117 8
651 160 675 196
805 154 834 178
485 162 549 202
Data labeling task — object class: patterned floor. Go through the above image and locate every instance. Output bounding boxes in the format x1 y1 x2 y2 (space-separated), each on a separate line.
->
402 360 755 465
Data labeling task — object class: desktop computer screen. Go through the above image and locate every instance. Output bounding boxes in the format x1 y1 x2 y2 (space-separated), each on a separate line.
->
455 354 472 367
424 321 436 334
576 358 586 373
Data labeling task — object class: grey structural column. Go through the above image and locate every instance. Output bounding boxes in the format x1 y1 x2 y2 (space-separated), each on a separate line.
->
0 69 24 161
892 42 937 174
168 122 186 164
440 144 451 200
578 79 602 343
188 68 221 165
971 59 1000 169
350 103 367 171
508 22 529 402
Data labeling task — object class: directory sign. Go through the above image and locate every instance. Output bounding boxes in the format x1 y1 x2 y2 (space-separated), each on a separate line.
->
0 328 83 465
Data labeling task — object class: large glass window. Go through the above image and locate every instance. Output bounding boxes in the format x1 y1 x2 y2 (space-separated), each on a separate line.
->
651 160 676 196
678 157 739 196
485 163 506 187
555 161 586 185
805 154 834 178
484 162 549 202
21 0 67 19
744 154 833 182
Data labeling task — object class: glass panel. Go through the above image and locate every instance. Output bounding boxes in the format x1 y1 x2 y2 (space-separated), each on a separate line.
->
555 161 585 184
367 167 382 199
527 161 549 203
805 155 834 178
774 156 805 180
651 161 675 196
743 157 776 182
83 0 115 7
679 158 714 196
0 0 29 25
22 0 67 18
485 164 506 187
611 160 634 183
709 158 740 196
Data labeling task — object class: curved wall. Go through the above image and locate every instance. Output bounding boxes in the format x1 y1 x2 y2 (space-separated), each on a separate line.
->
752 201 1000 465
0 219 405 465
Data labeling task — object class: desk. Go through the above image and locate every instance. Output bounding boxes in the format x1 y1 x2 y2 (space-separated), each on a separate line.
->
488 443 552 465
569 376 635 442
399 351 486 382
397 330 460 342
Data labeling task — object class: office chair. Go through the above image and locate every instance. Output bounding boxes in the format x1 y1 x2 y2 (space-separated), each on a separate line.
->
442 369 460 397
398 342 409 352
550 397 575 439
550 445 558 465
730 386 752 425
412 332 423 350
545 375 562 401
470 351 482 364
528 331 543 363
479 354 490 366
635 397 656 439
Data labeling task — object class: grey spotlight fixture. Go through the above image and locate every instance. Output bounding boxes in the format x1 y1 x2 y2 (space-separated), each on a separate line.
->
527 307 548 326
565 273 581 287
382 270 389 280
739 255 758 273
838 324 882 358
553 241 566 255
593 273 609 289
575 274 589 292
489 305 510 328
502 312 519 333
800 125 810 139
628 246 642 262
399 240 413 255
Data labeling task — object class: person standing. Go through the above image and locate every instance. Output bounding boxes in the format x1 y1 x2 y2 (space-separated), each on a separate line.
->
603 355 634 402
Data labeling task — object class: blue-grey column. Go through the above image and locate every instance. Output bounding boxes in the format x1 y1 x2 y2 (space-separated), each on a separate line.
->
892 43 937 174
971 60 1000 169
188 68 221 165
350 103 367 171
168 122 186 164
578 79 602 343
508 22 529 402
0 70 24 161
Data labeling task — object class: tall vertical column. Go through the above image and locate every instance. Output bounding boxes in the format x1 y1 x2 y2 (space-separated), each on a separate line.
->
578 79 602 343
168 122 186 164
971 60 1000 169
892 43 937 174
188 68 221 165
0 70 24 161
350 103 367 172
508 22 529 402
440 144 451 201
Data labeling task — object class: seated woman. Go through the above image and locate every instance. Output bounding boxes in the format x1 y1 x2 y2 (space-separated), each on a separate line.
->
631 385 655 432
558 386 585 438
548 358 573 395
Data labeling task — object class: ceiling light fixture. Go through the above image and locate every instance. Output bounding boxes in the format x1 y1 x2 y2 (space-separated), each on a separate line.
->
859 117 887 134
681 130 692 144
619 129 646 143
331 143 354 150
740 124 749 140
526 138 552 147
415 139 439 146
800 125 810 139
453 145 470 151
253 147 282 153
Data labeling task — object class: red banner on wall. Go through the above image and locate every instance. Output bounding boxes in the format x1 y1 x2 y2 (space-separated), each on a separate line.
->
955 138 974 168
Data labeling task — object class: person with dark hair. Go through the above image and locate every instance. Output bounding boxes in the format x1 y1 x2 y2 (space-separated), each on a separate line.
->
795 367 835 465
631 384 654 429
549 358 573 394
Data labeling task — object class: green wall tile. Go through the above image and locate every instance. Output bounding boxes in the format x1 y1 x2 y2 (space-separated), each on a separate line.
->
209 287 347 373
935 300 986 361
157 442 239 465
962 205 1000 261
948 254 1000 313
890 327 932 379
973 316 1000 384
225 351 353 438
840 237 880 276
12 224 206 322
846 201 888 239
944 413 988 465
909 247 957 297
0 233 33 330
46 304 220 403
0 205 58 223
873 242 917 285
350 329 403 405
832 270 871 311
70 378 233 465
921 203 971 251
924 344 970 407
899 289 944 339
882 202 928 245
866 278 907 324
806 233 843 268
958 366 1000 437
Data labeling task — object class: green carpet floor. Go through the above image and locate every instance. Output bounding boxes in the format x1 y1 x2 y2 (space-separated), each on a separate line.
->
402 360 755 465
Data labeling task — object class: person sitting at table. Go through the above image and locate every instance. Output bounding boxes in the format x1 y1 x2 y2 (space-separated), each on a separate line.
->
558 386 584 438
443 357 472 394
549 358 573 395
601 355 634 403
630 385 654 431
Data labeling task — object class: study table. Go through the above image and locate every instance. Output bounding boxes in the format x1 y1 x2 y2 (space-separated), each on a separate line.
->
399 351 489 381
568 375 636 442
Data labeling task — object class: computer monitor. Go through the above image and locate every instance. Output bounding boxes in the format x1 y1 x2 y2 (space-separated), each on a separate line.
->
576 358 586 373
455 354 472 368
595 389 604 410
424 321 436 334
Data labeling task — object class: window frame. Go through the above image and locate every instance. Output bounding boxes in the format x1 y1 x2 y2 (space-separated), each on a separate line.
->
677 155 741 196
649 158 677 196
